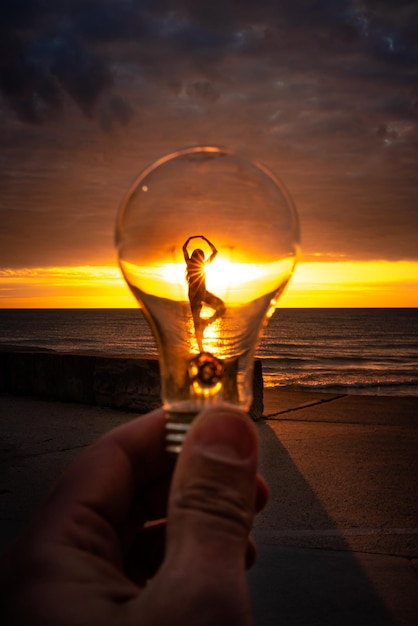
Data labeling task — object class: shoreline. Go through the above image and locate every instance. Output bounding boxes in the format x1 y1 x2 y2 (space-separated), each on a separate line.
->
267 384 418 398
1 343 417 399
0 346 263 418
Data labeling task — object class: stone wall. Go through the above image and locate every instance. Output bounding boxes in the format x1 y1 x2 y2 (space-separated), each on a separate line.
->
0 349 263 418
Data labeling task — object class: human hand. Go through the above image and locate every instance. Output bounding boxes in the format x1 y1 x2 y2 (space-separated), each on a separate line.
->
0 406 268 626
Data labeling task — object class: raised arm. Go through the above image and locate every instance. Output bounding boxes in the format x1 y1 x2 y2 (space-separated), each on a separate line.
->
202 236 218 263
183 236 200 262
183 235 218 263
182 238 191 263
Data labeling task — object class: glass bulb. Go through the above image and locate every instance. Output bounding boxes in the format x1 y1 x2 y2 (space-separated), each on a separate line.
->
115 146 300 453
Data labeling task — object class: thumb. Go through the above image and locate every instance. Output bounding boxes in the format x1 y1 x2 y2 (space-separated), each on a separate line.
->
161 406 258 623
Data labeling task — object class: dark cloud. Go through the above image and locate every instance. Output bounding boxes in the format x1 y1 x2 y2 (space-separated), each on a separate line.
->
1 1 418 124
0 1 227 125
1 1 418 266
1 30 93 123
0 28 59 124
32 33 112 116
185 80 220 104
99 94 133 131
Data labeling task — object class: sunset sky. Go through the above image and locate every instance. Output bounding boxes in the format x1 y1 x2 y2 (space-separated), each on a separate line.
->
1 0 418 308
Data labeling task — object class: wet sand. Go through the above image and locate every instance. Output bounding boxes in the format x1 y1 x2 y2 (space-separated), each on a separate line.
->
1 390 417 625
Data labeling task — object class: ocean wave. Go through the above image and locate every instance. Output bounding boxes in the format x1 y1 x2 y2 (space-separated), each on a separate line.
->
266 379 418 397
1 308 417 398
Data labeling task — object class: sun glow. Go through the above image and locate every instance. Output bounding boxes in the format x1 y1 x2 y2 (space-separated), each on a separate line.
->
121 256 295 304
0 260 417 308
205 259 266 293
157 258 274 295
160 259 263 292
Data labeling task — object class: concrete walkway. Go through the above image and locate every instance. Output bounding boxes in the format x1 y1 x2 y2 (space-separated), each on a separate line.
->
251 389 418 625
1 391 417 625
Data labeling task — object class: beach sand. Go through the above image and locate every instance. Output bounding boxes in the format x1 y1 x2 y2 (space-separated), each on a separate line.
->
1 390 417 625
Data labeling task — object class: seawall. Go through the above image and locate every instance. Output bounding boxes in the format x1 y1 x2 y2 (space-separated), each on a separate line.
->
0 348 263 418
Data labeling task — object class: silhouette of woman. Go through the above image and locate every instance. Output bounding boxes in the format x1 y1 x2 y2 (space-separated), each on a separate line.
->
183 235 226 349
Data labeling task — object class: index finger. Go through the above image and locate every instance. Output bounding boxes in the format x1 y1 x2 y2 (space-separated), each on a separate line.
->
36 408 173 537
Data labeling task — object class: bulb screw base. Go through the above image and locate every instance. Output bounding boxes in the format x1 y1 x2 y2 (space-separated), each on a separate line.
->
165 410 198 454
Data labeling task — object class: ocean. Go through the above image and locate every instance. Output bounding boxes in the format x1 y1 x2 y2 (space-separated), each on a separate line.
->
0 308 417 397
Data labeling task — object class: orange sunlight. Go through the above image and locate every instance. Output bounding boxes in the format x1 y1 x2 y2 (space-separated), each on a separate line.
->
0 266 136 308
119 256 295 304
281 260 418 307
0 261 417 308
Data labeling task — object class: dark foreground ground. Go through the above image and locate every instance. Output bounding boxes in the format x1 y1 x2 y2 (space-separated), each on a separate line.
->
1 390 417 625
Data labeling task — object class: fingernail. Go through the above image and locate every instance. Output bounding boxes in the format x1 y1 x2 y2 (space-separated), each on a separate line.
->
194 409 256 460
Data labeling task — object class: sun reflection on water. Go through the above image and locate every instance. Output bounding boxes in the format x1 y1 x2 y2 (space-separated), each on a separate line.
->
185 307 223 355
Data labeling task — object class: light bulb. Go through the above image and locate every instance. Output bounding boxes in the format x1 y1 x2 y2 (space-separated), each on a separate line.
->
115 146 299 453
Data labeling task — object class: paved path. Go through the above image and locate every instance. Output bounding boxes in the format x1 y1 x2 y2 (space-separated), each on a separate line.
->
252 389 418 625
1 392 417 625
